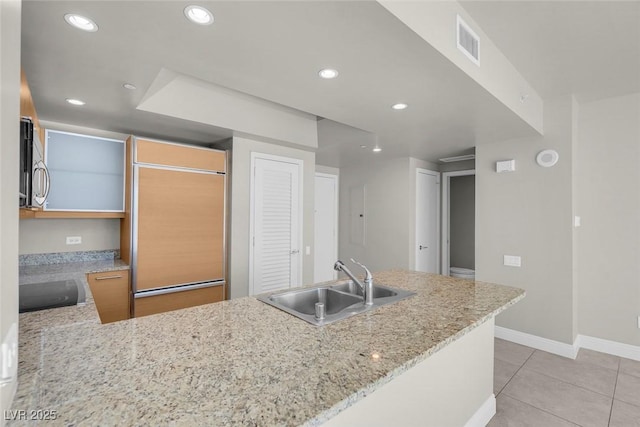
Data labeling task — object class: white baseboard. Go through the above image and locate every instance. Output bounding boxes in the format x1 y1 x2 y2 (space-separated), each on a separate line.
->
495 326 640 361
576 335 640 361
495 326 578 359
464 394 496 427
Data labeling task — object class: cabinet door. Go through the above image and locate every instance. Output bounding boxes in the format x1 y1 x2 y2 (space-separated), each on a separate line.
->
134 166 225 291
135 138 225 172
86 271 130 323
134 285 223 317
45 130 125 211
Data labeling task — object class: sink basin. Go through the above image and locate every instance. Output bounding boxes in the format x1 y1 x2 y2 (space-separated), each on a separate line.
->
268 287 362 316
257 280 416 326
330 281 398 298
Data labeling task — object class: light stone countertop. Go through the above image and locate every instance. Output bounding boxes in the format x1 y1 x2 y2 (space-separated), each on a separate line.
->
10 270 524 426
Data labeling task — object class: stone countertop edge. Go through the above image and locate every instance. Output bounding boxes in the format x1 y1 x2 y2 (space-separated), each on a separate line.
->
19 259 129 276
86 261 130 274
303 290 526 427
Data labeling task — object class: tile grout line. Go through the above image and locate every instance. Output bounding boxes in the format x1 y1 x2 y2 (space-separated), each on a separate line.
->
501 394 582 426
517 360 618 399
502 349 613 426
495 348 536 396
607 359 621 426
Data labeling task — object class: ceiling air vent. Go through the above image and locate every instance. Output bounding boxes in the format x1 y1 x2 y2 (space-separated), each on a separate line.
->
457 15 480 66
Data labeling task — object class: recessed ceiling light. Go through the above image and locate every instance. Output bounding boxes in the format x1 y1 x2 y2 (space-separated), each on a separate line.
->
184 5 214 25
318 68 339 79
66 98 86 106
64 14 98 32
123 83 137 90
391 103 408 110
360 145 367 149
372 147 382 153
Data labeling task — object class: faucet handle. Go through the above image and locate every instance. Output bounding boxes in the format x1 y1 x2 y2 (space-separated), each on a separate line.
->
349 258 372 280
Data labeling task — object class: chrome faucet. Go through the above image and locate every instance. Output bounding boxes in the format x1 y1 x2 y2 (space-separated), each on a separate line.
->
334 258 374 306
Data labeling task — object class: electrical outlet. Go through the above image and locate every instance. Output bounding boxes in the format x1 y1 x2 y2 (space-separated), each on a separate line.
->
503 255 522 267
66 236 82 245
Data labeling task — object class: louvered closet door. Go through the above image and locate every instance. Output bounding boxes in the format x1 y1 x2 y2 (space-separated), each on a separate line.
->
251 155 302 295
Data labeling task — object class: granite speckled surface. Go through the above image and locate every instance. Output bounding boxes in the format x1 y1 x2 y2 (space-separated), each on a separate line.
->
19 249 120 266
10 270 524 426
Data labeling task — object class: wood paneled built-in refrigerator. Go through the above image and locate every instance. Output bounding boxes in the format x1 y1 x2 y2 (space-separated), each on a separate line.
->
121 137 226 317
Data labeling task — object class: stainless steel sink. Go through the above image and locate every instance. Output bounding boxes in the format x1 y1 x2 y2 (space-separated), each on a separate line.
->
268 287 363 316
330 281 398 298
257 280 415 326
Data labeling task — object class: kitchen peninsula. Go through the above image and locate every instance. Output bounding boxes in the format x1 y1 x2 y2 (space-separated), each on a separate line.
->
10 270 524 426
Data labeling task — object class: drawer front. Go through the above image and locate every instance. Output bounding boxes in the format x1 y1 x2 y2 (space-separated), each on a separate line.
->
135 138 225 172
87 271 130 324
134 285 224 318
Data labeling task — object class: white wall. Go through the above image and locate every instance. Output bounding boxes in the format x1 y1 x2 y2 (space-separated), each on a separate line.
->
316 165 340 176
476 92 640 348
476 95 576 344
0 0 21 415
338 157 438 274
577 93 640 346
19 219 120 255
225 136 315 299
138 69 318 149
378 0 543 134
39 120 129 141
339 158 410 272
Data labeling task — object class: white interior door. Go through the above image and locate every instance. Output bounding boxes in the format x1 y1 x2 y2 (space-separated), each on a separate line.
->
415 169 440 273
250 154 303 295
314 173 338 283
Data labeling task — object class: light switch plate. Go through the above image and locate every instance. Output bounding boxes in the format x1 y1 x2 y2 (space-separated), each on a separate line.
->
504 255 522 267
574 216 581 227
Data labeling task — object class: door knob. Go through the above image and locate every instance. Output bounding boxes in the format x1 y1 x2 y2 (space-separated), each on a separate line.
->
290 249 300 254
419 245 428 250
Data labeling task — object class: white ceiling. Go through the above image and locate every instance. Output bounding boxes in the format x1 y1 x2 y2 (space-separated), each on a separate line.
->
460 0 640 103
21 1 640 167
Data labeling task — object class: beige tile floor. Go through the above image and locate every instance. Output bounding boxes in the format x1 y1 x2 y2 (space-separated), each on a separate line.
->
489 339 640 427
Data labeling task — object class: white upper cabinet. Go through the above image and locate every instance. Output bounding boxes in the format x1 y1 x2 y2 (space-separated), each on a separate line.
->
44 130 125 212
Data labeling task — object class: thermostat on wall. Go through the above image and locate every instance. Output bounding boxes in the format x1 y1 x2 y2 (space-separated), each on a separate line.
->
496 159 516 173
536 149 559 167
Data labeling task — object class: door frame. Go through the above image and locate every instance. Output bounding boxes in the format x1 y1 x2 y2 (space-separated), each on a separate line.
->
249 152 304 296
414 168 441 273
314 172 339 282
441 169 475 276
